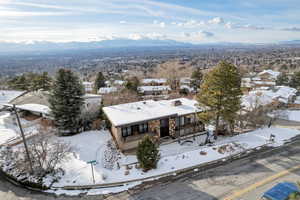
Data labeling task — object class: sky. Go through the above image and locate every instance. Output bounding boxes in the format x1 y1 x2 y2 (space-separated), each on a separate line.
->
1 0 300 44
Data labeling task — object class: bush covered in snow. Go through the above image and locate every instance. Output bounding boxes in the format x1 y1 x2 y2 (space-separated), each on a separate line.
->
102 140 120 170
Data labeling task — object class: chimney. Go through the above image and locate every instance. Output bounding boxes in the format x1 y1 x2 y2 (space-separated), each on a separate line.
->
172 100 182 107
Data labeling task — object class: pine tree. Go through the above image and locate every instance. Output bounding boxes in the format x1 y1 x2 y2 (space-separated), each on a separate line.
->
290 71 300 90
125 76 140 92
276 73 289 86
94 72 106 93
31 72 52 91
191 68 203 91
49 69 84 135
137 136 160 171
197 61 242 135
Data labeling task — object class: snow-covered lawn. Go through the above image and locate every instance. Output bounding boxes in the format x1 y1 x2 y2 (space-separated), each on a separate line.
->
48 127 300 192
0 90 24 109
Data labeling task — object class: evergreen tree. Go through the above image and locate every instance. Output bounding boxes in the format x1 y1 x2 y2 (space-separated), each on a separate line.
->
125 76 140 92
290 71 300 90
137 136 160 171
197 61 242 135
49 69 84 135
31 72 52 91
94 72 106 93
276 73 290 86
191 68 203 91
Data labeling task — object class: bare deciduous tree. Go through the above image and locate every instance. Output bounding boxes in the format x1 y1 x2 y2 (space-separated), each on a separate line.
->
0 126 72 177
153 60 192 90
102 89 140 106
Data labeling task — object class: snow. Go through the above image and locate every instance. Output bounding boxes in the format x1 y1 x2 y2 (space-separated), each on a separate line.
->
98 87 117 94
242 86 297 111
142 78 167 84
180 85 194 92
114 80 125 85
276 110 300 122
82 82 93 92
16 104 50 115
258 70 281 80
138 85 171 93
0 90 25 109
0 112 39 145
49 127 300 194
103 98 202 127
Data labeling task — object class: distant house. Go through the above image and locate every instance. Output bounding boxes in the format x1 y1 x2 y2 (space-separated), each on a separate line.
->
141 78 167 86
82 81 93 93
103 98 205 151
6 90 102 119
98 87 118 94
257 70 281 82
138 86 171 96
241 86 297 111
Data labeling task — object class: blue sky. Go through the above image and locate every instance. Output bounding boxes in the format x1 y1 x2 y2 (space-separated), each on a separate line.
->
1 0 300 43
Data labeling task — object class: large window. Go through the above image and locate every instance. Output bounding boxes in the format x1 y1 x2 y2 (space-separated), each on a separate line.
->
121 127 132 137
121 123 148 137
139 123 148 133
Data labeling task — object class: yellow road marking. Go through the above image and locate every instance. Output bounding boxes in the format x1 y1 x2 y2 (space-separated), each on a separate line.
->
223 164 300 200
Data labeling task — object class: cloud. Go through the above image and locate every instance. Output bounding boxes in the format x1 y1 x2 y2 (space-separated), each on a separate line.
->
128 32 167 40
196 30 214 38
159 22 165 28
225 22 268 30
0 10 70 17
182 31 214 39
119 20 127 24
281 27 300 32
208 17 224 25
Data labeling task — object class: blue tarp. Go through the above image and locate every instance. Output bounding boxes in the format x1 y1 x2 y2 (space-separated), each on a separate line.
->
263 182 300 200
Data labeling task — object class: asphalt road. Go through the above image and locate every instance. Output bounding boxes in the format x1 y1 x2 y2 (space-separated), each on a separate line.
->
1 139 300 200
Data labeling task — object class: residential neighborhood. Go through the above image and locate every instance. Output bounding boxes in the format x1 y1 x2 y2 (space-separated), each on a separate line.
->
1 1 300 200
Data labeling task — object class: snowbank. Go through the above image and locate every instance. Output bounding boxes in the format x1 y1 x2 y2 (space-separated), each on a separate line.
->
48 127 300 193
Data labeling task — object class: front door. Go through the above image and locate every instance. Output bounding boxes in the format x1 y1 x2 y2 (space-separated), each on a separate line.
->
160 118 169 138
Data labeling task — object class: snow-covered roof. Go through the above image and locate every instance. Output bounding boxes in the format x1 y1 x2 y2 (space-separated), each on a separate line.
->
253 81 276 86
83 94 102 99
180 77 192 84
142 78 167 84
98 87 117 94
0 90 25 109
242 86 297 110
258 70 281 79
180 85 194 92
82 81 93 86
16 104 50 115
138 86 171 93
103 98 202 127
114 80 125 85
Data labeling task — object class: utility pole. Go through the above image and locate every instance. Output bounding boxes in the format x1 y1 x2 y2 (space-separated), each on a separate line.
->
12 104 33 173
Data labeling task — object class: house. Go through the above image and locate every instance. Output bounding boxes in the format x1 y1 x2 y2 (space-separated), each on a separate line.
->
257 70 281 82
138 86 171 96
6 90 102 119
103 98 205 151
82 81 93 93
141 78 167 86
98 87 118 94
241 86 297 111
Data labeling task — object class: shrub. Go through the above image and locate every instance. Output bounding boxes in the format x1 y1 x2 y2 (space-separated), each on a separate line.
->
136 136 160 171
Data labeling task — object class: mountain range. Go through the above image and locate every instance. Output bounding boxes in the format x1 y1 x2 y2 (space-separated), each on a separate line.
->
0 39 299 53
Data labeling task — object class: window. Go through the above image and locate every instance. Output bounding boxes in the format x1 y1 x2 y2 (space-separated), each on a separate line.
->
184 117 191 125
139 123 148 133
121 127 132 137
